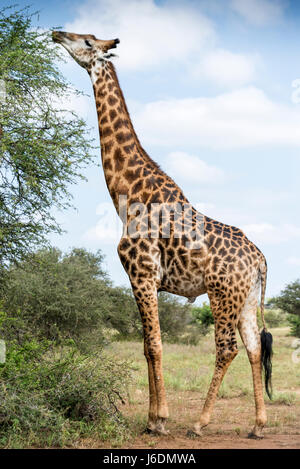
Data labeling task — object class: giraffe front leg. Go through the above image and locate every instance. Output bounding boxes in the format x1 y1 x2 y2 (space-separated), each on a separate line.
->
132 281 169 435
144 343 158 432
146 340 169 435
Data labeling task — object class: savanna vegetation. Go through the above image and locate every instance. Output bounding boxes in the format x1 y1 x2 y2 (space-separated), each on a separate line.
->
0 244 297 448
0 244 214 448
270 279 300 338
0 6 299 449
0 5 95 265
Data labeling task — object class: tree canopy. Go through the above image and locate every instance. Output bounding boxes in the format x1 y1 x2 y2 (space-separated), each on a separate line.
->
0 247 111 342
271 279 300 337
271 279 300 317
0 6 95 264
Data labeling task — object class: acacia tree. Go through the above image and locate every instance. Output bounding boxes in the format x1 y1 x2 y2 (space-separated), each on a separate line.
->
0 247 112 342
271 279 300 337
0 6 95 264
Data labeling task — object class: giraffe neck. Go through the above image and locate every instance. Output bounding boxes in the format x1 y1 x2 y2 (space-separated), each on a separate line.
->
90 61 147 209
90 61 189 218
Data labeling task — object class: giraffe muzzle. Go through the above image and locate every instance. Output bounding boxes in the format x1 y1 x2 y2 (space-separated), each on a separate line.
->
52 31 67 44
112 38 120 48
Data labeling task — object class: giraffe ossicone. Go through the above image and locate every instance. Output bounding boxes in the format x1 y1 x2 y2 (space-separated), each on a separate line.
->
53 31 273 438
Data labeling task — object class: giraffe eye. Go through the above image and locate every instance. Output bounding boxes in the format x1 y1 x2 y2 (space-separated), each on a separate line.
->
85 40 92 47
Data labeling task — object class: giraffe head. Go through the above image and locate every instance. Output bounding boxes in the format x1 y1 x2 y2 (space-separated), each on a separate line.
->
52 31 120 70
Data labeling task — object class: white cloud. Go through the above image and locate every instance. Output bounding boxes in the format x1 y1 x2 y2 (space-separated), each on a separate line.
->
165 151 225 184
200 49 258 87
57 93 91 119
241 189 292 208
62 0 263 88
230 0 286 26
194 202 216 213
132 86 300 149
50 86 91 119
242 223 300 245
82 154 225 242
84 202 122 243
287 257 300 266
65 0 215 71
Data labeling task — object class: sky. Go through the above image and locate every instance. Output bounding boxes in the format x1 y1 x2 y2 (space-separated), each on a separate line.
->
3 0 300 302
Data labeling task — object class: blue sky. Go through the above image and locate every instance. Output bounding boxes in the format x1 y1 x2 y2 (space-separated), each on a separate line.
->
4 0 300 301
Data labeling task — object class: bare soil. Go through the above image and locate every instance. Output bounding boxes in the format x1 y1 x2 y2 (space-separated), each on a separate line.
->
78 332 300 450
124 433 299 450
79 391 300 450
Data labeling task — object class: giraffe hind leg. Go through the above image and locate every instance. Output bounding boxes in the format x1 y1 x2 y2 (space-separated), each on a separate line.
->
238 277 267 439
190 296 239 436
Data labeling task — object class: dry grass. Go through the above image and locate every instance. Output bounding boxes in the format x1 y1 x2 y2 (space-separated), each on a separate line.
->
100 327 300 447
107 327 300 398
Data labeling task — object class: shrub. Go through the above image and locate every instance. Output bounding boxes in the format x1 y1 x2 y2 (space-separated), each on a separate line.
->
191 302 214 336
158 293 192 343
270 280 300 337
107 290 194 343
264 308 288 328
0 248 112 345
0 315 131 448
288 315 300 338
105 287 141 339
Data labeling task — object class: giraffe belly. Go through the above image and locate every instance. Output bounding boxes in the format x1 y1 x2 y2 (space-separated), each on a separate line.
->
160 270 206 300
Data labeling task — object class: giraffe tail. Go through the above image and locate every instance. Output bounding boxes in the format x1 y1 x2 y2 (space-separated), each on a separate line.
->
259 259 273 400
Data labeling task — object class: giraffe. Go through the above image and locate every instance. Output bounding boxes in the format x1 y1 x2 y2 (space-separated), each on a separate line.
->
52 31 273 439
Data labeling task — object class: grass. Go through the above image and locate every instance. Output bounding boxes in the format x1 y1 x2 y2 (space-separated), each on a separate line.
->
107 327 300 399
6 327 297 448
0 344 133 449
102 327 300 445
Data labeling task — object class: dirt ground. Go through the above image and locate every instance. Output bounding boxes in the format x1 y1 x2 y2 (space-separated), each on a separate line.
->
80 391 300 450
77 332 300 450
124 433 300 450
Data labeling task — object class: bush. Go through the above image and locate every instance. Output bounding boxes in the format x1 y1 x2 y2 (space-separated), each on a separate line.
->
0 315 131 448
158 293 193 343
0 245 212 345
265 308 288 328
288 315 300 338
191 302 214 336
257 308 289 329
107 290 194 344
270 280 300 337
0 248 112 345
105 287 141 339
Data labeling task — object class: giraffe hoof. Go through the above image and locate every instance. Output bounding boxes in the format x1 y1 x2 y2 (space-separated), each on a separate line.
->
143 426 169 436
247 431 264 440
160 430 170 436
143 420 157 434
186 429 202 438
143 427 155 435
154 427 170 436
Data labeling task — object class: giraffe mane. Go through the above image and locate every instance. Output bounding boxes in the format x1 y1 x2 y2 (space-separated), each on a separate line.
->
109 62 166 176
